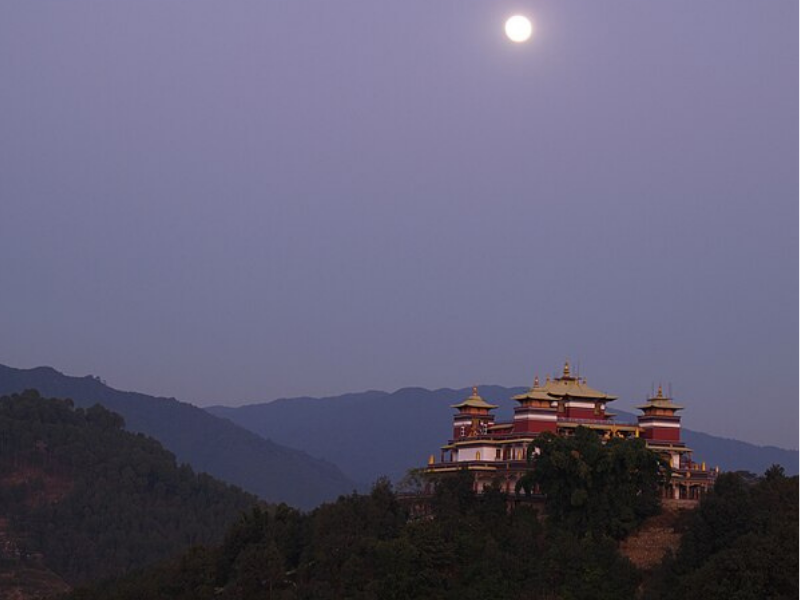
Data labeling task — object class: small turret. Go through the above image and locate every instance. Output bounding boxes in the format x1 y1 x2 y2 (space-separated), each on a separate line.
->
636 384 683 442
451 386 497 439
510 371 558 434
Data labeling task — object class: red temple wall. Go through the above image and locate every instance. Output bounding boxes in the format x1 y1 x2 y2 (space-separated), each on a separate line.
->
644 427 681 442
563 407 600 420
513 419 557 434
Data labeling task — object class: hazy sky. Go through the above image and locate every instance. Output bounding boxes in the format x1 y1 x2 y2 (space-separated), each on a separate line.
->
1 1 797 449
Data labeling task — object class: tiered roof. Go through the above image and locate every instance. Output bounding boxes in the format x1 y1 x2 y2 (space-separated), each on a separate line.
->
636 385 683 411
512 361 617 402
451 387 499 410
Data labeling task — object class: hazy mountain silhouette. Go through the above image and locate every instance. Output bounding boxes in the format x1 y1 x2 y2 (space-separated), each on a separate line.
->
0 364 355 509
208 386 798 485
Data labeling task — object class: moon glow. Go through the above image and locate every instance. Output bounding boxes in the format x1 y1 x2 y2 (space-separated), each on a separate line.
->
505 15 533 43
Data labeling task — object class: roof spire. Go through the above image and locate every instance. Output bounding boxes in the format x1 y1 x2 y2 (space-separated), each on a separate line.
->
533 375 540 388
451 386 498 411
563 360 571 378
657 384 664 399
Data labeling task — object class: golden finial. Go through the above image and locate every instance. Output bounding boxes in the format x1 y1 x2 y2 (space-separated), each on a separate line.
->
656 384 664 399
428 454 435 465
546 375 550 383
533 375 540 388
563 360 571 378
472 386 478 397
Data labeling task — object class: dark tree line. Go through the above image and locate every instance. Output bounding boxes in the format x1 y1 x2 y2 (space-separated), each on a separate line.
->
67 441 649 600
68 476 643 600
517 427 667 539
3 393 794 600
0 390 259 583
645 465 798 600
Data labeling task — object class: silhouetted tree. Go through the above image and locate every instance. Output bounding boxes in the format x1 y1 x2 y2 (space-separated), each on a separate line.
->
518 427 666 538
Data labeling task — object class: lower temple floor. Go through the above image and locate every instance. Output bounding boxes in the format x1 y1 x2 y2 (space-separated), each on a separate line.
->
424 460 716 500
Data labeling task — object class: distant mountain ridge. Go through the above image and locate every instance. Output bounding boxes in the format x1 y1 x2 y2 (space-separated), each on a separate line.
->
208 386 798 485
0 364 355 509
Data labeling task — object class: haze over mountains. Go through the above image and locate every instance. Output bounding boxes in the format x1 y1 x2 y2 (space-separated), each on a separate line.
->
1 363 794 516
208 386 799 485
0 364 354 509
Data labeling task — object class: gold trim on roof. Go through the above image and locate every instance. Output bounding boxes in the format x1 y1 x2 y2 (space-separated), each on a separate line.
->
451 387 499 410
514 365 617 402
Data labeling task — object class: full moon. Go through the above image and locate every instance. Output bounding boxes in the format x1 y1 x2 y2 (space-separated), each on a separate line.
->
505 15 533 43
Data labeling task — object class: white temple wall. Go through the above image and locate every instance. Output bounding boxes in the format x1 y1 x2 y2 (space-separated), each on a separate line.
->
456 446 497 462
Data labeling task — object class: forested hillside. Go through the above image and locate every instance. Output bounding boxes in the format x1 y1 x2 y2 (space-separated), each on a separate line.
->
67 476 642 600
644 466 798 599
0 390 259 591
64 434 666 599
66 451 798 600
0 364 355 508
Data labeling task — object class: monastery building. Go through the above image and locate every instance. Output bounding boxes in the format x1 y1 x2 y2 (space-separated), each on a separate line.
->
425 362 716 500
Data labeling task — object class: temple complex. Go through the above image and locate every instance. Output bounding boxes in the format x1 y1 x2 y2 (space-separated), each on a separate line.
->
426 362 716 500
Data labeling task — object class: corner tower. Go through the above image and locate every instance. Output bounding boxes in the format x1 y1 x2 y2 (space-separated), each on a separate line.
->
637 385 682 442
451 387 497 440
511 376 558 434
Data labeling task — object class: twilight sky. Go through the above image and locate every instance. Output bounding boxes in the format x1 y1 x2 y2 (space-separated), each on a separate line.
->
1 1 797 449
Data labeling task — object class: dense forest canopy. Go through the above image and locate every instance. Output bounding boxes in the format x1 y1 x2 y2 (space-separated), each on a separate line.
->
67 438 798 600
2 391 795 599
0 390 259 584
645 465 798 600
518 427 666 539
68 473 642 600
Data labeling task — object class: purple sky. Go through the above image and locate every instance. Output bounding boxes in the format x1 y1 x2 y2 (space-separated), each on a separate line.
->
1 1 797 449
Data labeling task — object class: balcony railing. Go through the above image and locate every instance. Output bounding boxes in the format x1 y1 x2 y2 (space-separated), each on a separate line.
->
558 417 636 426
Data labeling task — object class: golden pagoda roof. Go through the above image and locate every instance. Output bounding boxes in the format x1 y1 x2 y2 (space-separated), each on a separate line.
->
451 387 499 410
488 423 514 431
540 377 617 400
513 362 617 402
511 388 554 402
635 385 683 411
